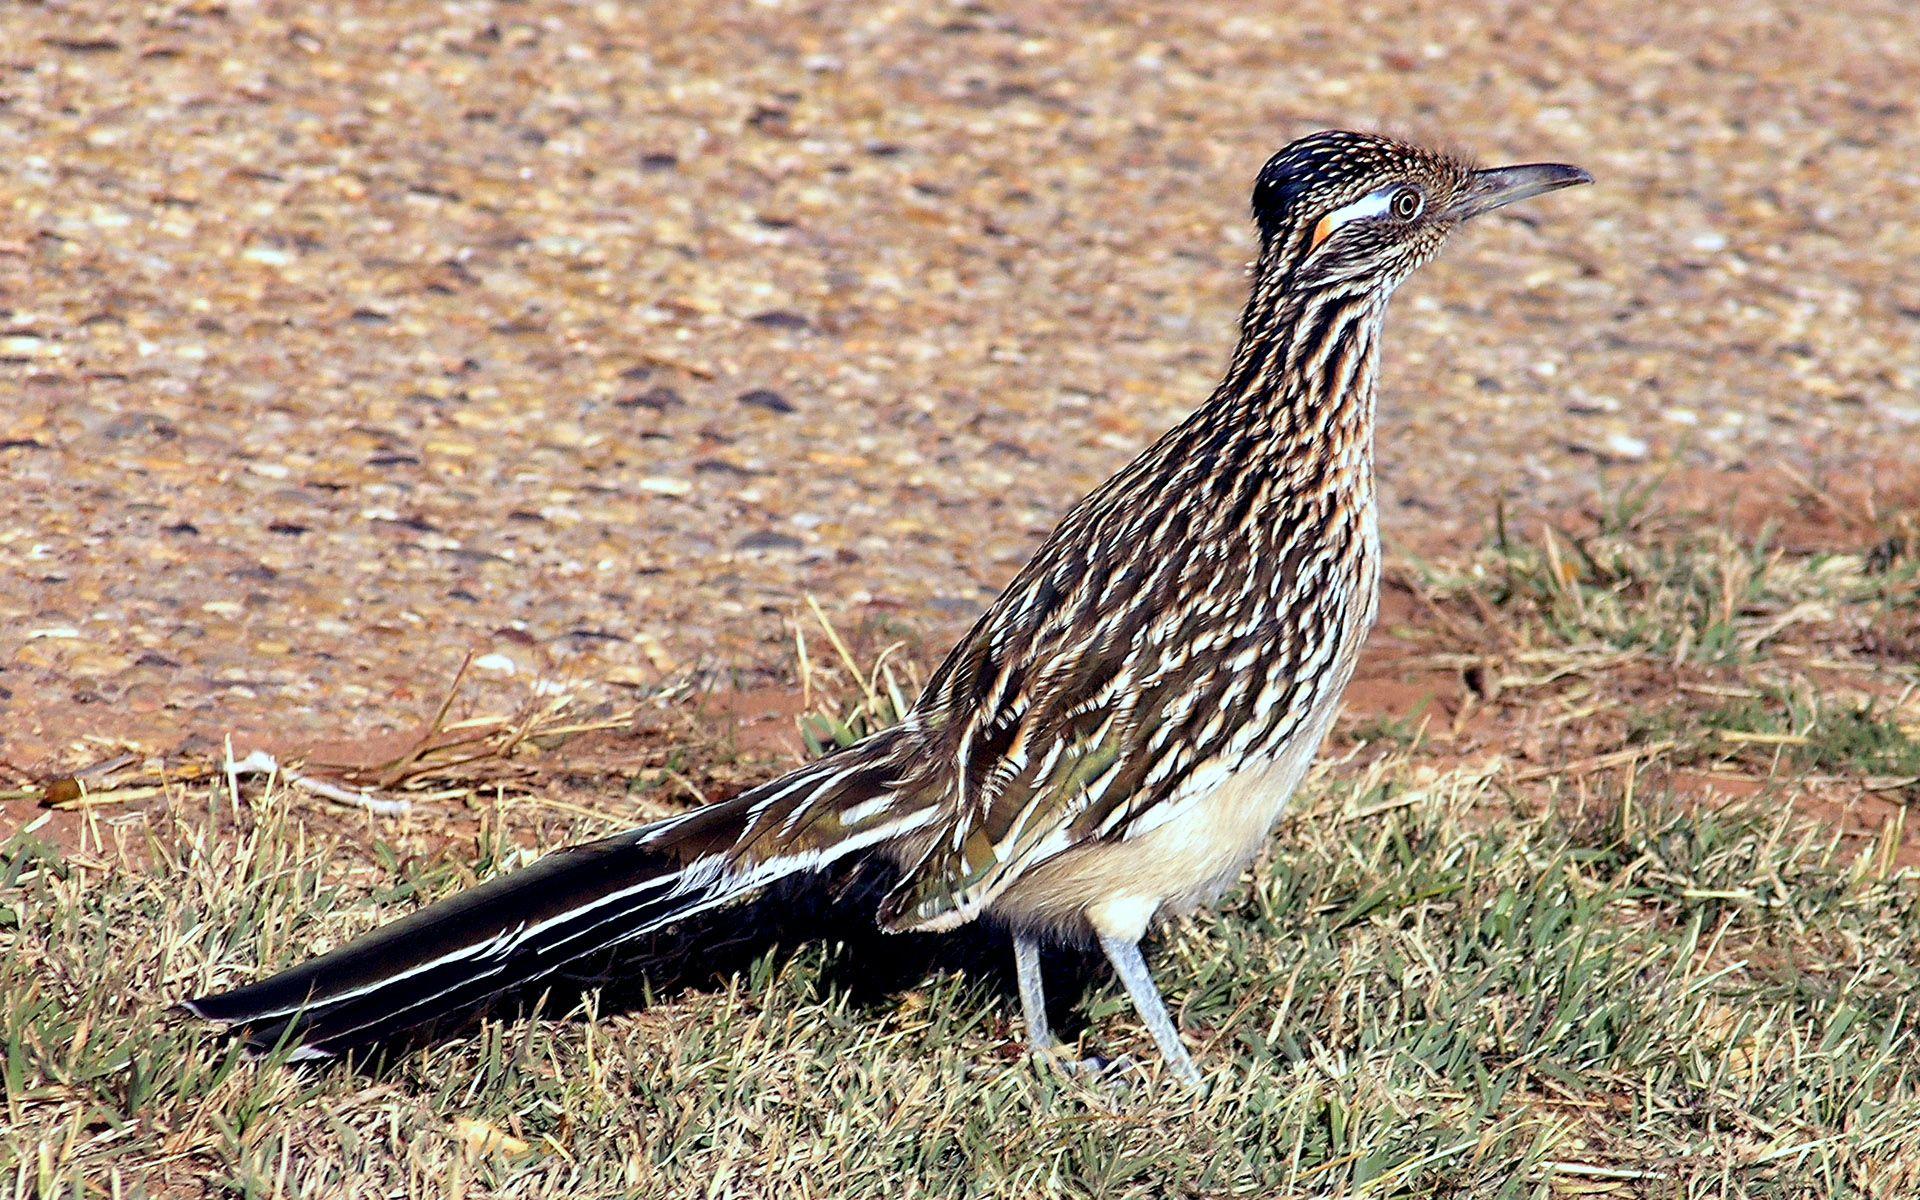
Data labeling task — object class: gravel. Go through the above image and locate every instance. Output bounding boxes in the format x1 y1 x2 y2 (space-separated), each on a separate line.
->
2 0 1916 770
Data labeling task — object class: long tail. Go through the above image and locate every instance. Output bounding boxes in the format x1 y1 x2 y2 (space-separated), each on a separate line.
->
181 739 931 1059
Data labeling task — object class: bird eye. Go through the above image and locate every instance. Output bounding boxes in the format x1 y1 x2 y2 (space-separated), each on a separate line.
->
1391 187 1423 220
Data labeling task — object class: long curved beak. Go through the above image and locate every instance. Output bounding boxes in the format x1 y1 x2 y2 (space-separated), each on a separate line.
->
1448 162 1592 221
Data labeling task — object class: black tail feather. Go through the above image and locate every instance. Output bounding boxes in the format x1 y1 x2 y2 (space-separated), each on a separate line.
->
178 734 990 1059
182 794 765 1058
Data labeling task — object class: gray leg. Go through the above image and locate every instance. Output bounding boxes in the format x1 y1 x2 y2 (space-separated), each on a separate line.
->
1013 934 1057 1052
1097 934 1203 1088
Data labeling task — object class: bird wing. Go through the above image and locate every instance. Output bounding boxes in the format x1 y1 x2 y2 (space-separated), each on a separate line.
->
876 487 1212 932
877 670 1168 932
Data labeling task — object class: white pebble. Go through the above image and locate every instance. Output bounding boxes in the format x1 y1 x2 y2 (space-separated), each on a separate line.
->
1605 433 1650 460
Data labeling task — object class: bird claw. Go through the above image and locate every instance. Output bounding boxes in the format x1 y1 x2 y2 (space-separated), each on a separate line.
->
1074 1051 1139 1077
1029 1045 1144 1088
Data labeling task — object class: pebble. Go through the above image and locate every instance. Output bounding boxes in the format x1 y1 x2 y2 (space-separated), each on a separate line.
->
735 530 807 552
1604 433 1651 461
619 387 684 412
739 389 796 414
747 311 811 331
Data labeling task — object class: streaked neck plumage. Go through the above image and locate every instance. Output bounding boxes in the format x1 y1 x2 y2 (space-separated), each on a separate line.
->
1132 253 1393 580
1218 243 1394 467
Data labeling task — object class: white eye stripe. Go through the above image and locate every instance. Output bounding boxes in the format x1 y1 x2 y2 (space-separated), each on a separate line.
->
1323 188 1397 230
1306 185 1421 254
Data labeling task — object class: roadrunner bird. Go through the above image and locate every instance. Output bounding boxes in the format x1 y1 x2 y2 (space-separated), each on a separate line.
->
183 132 1588 1086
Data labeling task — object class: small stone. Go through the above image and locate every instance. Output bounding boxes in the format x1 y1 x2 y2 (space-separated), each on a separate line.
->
694 458 758 477
738 389 795 414
1565 396 1620 416
1604 433 1649 460
617 386 683 412
734 530 805 552
747 310 810 331
100 412 180 441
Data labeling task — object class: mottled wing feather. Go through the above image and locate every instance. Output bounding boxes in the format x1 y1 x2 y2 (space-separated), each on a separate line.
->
881 707 1129 929
878 619 1190 930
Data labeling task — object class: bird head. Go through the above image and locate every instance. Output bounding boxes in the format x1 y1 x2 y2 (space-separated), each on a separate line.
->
1251 131 1590 293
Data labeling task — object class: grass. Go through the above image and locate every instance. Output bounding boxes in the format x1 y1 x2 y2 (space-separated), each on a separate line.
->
6 497 1920 1198
1423 489 1920 669
8 763 1919 1197
1408 488 1920 793
1629 689 1920 779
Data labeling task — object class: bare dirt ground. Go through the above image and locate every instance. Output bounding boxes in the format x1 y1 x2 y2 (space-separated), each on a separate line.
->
3 2 1918 811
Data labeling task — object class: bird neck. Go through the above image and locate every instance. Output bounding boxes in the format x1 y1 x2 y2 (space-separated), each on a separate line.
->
1206 270 1390 491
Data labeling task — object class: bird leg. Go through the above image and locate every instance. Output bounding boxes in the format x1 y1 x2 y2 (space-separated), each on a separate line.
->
1013 933 1057 1052
1097 934 1203 1088
1017 936 1133 1082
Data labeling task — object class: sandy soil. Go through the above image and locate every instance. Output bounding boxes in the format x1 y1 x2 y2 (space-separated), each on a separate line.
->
3 0 1918 775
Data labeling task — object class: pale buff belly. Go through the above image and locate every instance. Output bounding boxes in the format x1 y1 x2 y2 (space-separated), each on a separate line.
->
987 698 1340 943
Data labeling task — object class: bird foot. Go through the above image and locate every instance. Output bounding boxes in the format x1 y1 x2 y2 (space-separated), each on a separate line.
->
1029 1045 1145 1088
